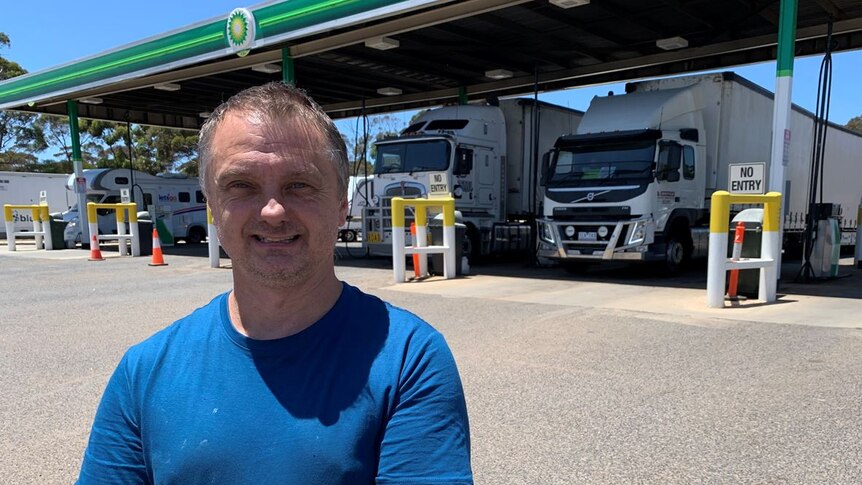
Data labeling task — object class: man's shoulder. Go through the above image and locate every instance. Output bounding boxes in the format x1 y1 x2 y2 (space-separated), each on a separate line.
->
346 284 445 351
122 292 227 369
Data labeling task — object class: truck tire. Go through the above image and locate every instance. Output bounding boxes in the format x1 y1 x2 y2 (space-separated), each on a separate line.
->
187 226 207 244
463 225 480 263
662 229 692 274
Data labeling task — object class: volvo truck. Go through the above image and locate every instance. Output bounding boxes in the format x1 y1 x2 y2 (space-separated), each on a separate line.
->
363 98 583 259
537 72 862 272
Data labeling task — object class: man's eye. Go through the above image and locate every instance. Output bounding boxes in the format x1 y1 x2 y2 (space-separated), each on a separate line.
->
287 182 308 189
227 181 253 190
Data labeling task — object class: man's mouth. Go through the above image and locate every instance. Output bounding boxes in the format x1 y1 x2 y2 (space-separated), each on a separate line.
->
254 235 299 243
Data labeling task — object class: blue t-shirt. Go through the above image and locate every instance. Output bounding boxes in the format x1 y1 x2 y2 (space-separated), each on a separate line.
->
78 283 472 484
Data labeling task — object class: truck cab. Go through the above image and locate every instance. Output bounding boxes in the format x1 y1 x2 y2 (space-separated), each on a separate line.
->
538 85 710 271
363 104 506 258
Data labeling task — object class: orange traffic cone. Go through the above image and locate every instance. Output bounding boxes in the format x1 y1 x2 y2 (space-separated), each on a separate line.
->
149 228 168 266
88 234 105 261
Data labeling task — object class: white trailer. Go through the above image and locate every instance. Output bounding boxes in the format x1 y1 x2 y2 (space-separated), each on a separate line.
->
62 168 208 247
0 171 73 237
363 98 583 260
538 72 862 272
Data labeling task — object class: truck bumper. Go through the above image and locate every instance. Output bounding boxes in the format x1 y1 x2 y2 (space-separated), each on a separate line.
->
537 217 656 262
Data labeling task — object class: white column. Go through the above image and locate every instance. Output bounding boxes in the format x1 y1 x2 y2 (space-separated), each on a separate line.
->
415 225 428 277
5 222 16 251
117 219 128 256
130 221 140 257
443 225 456 280
759 231 780 303
706 232 729 308
33 219 43 249
208 223 220 268
392 227 406 283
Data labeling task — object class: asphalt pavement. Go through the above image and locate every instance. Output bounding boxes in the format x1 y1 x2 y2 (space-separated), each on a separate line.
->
2 241 861 484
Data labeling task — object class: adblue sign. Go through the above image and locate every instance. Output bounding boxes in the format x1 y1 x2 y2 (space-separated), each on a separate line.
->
728 162 766 194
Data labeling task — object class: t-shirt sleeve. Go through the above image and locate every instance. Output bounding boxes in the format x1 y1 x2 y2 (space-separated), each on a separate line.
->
376 330 473 484
77 354 148 484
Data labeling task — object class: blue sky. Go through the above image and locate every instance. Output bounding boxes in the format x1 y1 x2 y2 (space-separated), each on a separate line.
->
3 0 861 134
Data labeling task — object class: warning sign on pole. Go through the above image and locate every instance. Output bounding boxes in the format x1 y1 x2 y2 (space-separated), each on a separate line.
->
728 163 767 194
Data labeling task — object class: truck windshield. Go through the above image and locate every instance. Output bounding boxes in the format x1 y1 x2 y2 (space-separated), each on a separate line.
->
549 140 655 186
374 140 451 174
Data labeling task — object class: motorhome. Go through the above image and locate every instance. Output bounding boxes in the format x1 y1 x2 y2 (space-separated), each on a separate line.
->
63 168 207 247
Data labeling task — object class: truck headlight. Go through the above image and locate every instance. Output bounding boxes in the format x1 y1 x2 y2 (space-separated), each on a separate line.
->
540 222 555 244
627 221 646 246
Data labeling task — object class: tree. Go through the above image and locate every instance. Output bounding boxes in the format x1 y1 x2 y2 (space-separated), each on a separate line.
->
0 32 46 169
847 115 862 134
343 113 404 172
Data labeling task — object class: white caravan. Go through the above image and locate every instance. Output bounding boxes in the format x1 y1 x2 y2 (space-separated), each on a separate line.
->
0 171 73 237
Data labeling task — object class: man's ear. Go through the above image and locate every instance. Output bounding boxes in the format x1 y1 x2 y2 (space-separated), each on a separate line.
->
338 196 349 222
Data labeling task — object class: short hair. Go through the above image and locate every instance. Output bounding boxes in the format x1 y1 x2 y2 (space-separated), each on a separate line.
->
197 82 348 197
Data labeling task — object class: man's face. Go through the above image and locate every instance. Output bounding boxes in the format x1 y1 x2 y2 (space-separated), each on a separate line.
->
207 111 347 289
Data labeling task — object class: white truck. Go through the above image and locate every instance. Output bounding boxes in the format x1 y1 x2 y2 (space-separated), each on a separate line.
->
0 171 73 237
63 168 208 247
537 72 862 272
363 98 583 259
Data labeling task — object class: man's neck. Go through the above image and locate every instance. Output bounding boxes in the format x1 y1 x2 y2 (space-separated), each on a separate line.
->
228 273 343 340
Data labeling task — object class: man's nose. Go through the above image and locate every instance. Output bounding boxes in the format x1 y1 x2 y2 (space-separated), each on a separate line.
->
260 197 288 221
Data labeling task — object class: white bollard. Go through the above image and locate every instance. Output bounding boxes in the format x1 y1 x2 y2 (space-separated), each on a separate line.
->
117 219 128 256
130 221 140 257
5 221 16 251
706 231 728 308
208 222 220 268
393 226 406 283
415 224 428 277
42 218 53 251
759 230 779 303
33 219 44 249
443 225 456 280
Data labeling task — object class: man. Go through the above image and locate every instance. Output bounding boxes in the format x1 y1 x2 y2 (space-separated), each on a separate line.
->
77 83 472 484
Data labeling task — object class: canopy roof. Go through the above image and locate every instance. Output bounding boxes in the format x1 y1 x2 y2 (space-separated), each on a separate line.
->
1 0 860 128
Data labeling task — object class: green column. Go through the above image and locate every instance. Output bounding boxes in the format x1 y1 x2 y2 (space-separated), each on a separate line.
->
458 87 468 105
768 0 798 279
282 47 295 85
67 100 82 161
67 100 90 246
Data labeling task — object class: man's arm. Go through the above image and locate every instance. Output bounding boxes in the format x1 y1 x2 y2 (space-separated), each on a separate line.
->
376 331 472 484
78 355 148 484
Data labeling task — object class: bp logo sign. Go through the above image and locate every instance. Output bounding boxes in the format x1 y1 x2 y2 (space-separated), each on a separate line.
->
226 8 255 57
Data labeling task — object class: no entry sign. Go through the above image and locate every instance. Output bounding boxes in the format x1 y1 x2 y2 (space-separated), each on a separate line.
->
728 162 766 194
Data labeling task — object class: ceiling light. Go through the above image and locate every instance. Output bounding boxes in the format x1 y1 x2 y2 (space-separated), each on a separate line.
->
365 36 400 50
199 111 212 119
377 87 403 96
154 82 181 92
79 97 103 105
485 69 513 80
549 0 590 8
251 63 282 74
656 36 689 50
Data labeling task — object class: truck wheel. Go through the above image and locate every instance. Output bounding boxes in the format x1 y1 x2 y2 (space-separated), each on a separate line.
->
462 226 480 263
188 226 207 244
342 229 357 242
663 230 691 274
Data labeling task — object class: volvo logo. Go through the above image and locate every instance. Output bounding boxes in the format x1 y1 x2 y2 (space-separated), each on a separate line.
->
586 192 595 201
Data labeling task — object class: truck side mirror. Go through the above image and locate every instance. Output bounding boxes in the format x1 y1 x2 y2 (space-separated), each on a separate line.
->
454 147 473 176
540 151 551 186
